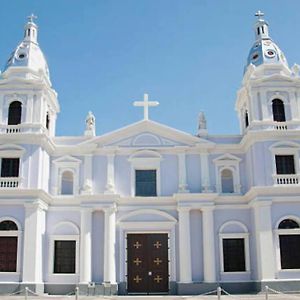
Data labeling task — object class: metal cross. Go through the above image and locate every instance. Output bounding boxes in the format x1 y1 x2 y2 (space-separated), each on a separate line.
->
153 258 162 265
133 93 159 120
133 257 142 266
27 14 37 23
133 241 142 249
154 275 163 283
133 275 142 283
153 241 162 249
255 10 264 20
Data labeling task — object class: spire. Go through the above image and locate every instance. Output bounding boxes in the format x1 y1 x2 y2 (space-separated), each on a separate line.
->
254 10 270 41
24 14 38 43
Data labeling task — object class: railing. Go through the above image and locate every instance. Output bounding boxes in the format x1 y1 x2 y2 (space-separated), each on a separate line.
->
0 124 47 134
273 174 300 185
248 121 300 131
0 177 20 188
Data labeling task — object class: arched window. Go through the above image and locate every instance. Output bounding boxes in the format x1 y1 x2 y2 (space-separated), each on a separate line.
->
272 99 286 122
0 220 18 272
278 218 300 269
245 111 249 128
61 171 74 195
8 101 22 125
221 169 234 193
46 112 50 130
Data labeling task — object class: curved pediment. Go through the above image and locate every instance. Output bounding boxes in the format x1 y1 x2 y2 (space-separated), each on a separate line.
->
118 209 177 223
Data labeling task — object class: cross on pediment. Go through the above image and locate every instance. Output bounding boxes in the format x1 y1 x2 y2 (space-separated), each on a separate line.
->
133 93 159 120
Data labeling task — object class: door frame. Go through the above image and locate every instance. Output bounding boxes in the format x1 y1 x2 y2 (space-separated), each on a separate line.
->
118 218 177 288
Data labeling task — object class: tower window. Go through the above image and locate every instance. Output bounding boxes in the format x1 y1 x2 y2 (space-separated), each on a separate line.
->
272 99 286 122
8 101 22 125
46 113 50 130
257 27 260 35
1 158 20 178
245 111 249 128
275 155 295 175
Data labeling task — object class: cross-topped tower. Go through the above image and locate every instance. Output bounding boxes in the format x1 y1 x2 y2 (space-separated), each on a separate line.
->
133 93 159 120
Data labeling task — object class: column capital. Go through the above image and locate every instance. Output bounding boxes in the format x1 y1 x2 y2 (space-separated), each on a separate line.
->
24 200 48 211
201 205 215 212
103 203 117 214
177 206 191 212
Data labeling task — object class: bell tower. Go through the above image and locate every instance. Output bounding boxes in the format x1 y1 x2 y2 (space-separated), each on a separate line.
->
236 11 300 134
0 15 59 136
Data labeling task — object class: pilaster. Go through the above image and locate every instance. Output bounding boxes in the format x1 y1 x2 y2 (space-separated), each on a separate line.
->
253 201 276 280
80 208 92 283
105 153 116 194
200 152 212 192
177 151 189 193
202 206 216 283
177 207 192 283
22 201 47 284
82 155 93 195
103 205 117 284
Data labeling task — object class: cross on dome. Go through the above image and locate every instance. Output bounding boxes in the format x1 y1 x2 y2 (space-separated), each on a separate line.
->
27 13 37 23
133 93 159 120
255 10 264 20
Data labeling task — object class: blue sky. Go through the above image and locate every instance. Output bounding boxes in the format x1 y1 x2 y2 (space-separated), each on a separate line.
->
0 1 299 136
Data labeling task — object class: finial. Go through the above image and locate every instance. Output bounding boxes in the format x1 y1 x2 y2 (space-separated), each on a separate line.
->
255 10 264 21
27 13 37 23
197 111 208 137
84 111 96 137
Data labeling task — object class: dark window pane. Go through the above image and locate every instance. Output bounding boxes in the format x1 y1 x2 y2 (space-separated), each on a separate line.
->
135 170 157 197
280 235 300 269
54 240 76 273
223 238 246 272
46 113 50 130
275 155 295 175
0 237 17 272
279 219 299 229
272 99 286 122
1 158 19 177
8 101 22 125
245 111 249 128
0 221 18 231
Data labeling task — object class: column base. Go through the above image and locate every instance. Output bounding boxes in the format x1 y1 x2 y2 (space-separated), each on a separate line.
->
20 283 44 295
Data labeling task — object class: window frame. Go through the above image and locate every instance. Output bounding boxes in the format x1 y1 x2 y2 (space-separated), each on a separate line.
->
49 235 79 276
128 150 162 197
0 217 22 275
213 154 242 194
275 216 300 272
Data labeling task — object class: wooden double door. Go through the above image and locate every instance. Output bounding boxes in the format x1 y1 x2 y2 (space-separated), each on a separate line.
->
127 233 169 294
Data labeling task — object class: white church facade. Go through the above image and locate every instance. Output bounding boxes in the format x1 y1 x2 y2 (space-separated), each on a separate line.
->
0 12 300 295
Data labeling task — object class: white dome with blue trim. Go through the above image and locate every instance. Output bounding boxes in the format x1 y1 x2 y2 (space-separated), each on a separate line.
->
2 15 50 82
246 11 288 71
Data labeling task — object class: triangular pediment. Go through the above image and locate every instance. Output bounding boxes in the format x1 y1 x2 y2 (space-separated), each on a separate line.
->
79 120 215 149
53 155 81 164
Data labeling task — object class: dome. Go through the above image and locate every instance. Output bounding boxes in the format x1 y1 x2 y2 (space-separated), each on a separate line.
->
2 15 50 83
245 11 288 71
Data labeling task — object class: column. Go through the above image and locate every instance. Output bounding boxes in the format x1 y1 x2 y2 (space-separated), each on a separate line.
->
80 209 92 283
253 202 276 280
178 207 192 283
22 202 46 283
105 153 115 194
82 155 93 195
202 207 216 283
103 206 116 284
177 152 189 193
289 91 298 120
200 152 211 192
26 95 34 123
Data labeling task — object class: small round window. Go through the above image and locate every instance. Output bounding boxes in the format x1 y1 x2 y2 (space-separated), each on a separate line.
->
265 50 276 58
252 53 259 61
17 53 26 60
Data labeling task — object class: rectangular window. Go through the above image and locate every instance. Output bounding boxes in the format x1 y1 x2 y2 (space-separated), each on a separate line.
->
0 237 17 272
279 235 300 269
1 158 19 177
275 155 295 174
135 170 157 197
223 238 246 272
54 240 76 274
